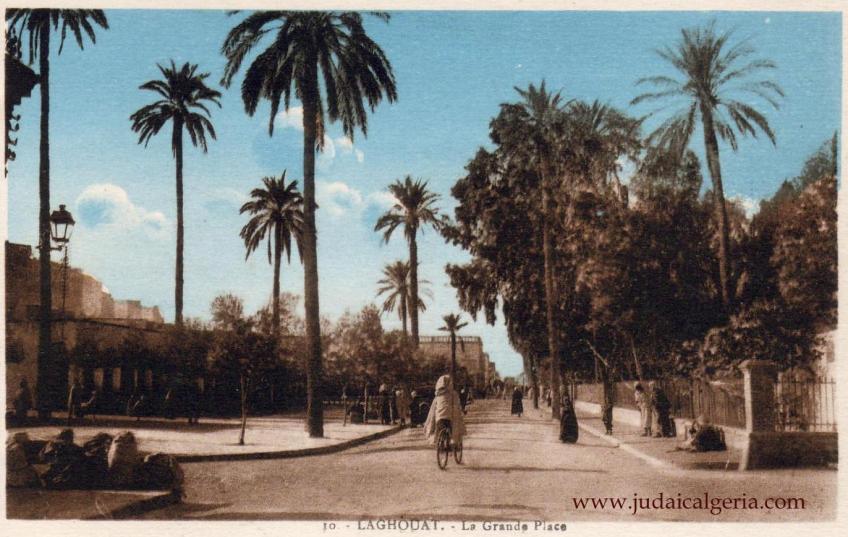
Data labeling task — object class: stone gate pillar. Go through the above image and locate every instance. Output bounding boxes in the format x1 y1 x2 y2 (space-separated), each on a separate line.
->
740 359 777 470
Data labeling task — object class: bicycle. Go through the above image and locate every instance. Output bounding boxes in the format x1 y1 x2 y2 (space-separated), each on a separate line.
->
436 421 463 469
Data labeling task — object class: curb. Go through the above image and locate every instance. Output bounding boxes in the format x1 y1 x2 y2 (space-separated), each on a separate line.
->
174 424 405 463
576 419 677 471
84 490 182 520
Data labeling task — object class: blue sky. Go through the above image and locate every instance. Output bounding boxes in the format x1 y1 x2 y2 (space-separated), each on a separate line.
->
4 10 841 377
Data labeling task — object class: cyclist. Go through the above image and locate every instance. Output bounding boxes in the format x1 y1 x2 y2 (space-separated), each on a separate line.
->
424 374 466 447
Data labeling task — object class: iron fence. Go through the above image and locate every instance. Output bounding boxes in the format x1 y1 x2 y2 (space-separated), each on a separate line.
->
775 377 837 432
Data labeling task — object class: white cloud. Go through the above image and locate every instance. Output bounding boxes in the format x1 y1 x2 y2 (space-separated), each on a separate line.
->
317 181 365 216
366 190 398 210
75 183 170 239
335 136 354 152
273 109 365 167
316 181 398 218
275 106 304 131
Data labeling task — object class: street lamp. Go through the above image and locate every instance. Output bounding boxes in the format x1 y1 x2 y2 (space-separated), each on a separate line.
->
36 204 74 419
49 204 75 246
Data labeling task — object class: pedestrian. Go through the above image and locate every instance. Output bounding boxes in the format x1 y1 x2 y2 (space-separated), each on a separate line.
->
459 385 469 414
511 386 524 417
601 380 614 435
395 385 411 426
634 383 652 437
186 380 201 425
651 385 674 437
67 377 83 424
559 390 579 443
13 378 33 425
379 383 391 425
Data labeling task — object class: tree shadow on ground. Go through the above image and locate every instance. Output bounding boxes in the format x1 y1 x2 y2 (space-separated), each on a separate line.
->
459 465 607 473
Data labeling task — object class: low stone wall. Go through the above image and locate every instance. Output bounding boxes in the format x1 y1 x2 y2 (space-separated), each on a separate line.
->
741 431 838 470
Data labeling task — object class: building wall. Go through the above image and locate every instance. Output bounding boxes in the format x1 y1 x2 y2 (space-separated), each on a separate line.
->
5 241 163 323
5 319 167 409
418 335 497 390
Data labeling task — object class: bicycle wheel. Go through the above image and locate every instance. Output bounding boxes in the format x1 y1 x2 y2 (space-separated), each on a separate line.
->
436 428 450 470
454 438 463 464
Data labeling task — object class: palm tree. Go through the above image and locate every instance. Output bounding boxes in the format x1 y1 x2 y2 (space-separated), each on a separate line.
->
631 23 783 310
240 172 304 338
376 260 431 339
512 81 567 419
439 313 469 384
375 176 442 348
6 9 108 416
221 11 397 438
130 61 221 326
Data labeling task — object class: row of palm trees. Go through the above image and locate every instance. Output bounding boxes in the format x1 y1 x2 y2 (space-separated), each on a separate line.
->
7 7 780 433
9 9 399 436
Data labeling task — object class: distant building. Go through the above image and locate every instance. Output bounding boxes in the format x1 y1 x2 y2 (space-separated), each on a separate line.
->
5 241 166 409
5 241 163 325
417 335 498 392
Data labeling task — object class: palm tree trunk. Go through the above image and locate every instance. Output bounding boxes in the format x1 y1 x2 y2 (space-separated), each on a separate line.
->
700 105 731 311
36 23 52 417
272 226 282 338
409 235 420 347
238 373 247 445
173 121 184 326
301 65 324 438
400 290 408 339
450 331 456 384
542 185 561 420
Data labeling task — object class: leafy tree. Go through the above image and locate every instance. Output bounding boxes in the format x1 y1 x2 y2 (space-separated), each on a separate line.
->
506 81 568 417
130 61 221 325
632 22 783 311
210 293 245 330
7 8 109 416
240 172 304 337
207 294 275 445
375 176 442 347
376 260 430 339
772 175 837 330
221 11 397 437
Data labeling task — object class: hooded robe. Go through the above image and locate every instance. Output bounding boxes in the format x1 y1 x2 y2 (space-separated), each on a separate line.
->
423 375 466 445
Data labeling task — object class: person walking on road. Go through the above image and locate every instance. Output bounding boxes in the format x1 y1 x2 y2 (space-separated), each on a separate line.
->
559 390 579 443
395 385 411 426
511 386 524 417
635 383 652 437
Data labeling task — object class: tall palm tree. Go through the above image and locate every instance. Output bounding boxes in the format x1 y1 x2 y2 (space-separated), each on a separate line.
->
512 81 567 419
375 176 442 348
6 9 108 416
376 260 431 339
130 61 221 326
240 172 304 338
439 313 468 384
631 23 783 310
221 11 397 438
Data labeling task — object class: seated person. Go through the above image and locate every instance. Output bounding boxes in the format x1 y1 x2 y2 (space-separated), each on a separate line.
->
78 389 98 420
423 375 466 446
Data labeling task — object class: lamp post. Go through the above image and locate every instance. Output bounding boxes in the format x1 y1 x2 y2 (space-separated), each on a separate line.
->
36 204 74 419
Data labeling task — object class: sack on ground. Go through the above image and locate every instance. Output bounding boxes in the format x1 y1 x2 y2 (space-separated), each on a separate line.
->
6 433 40 488
39 432 87 489
107 431 141 486
138 452 185 493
